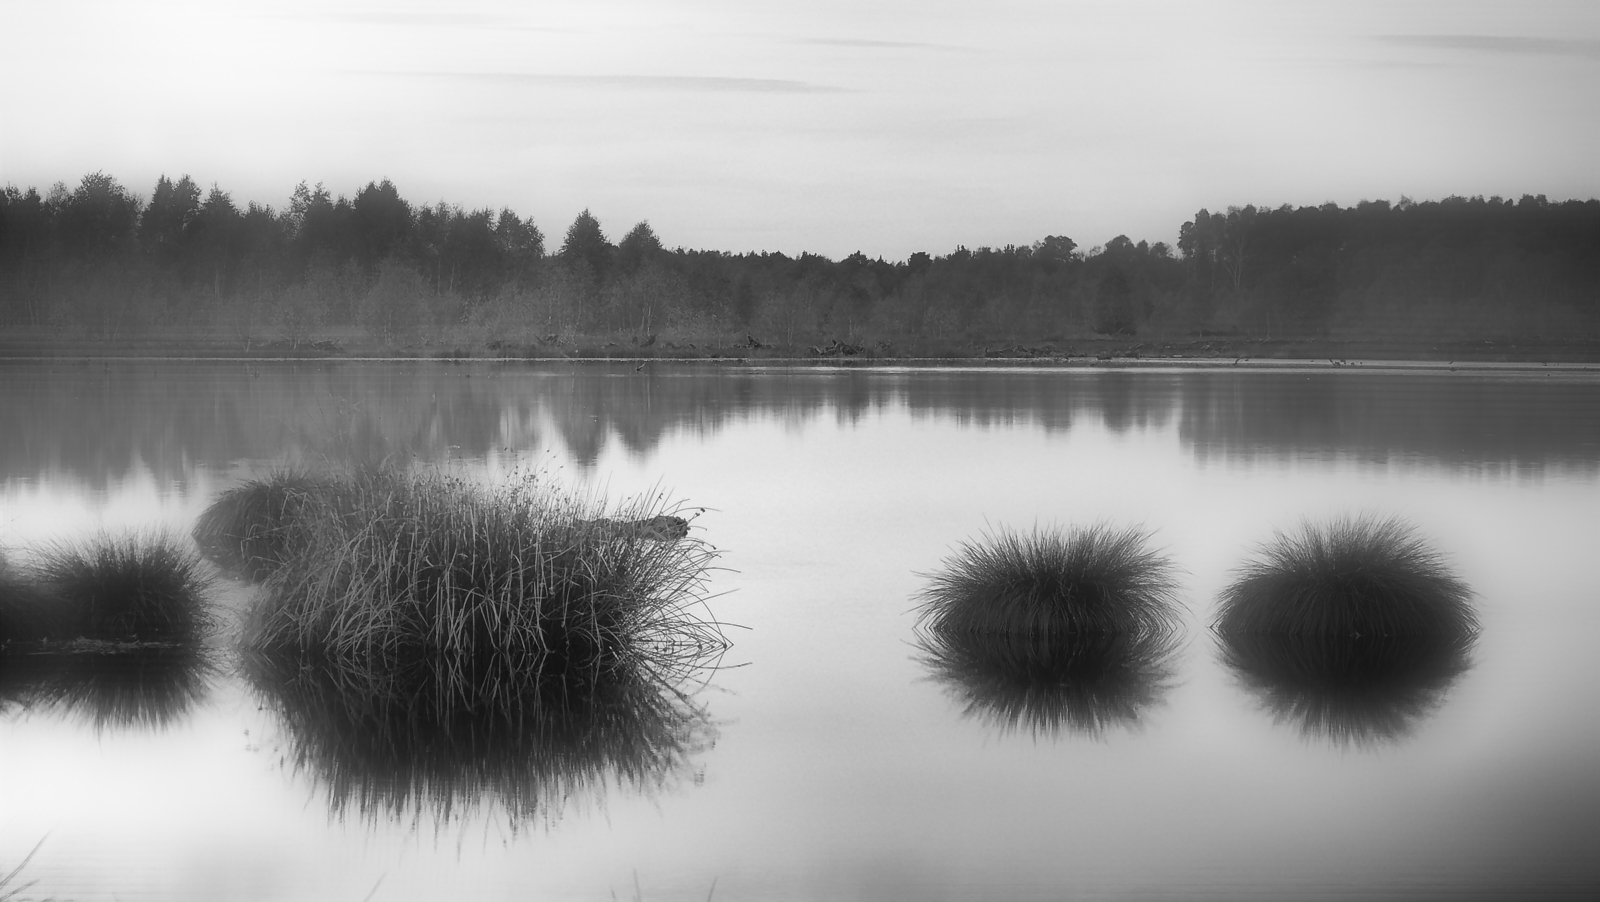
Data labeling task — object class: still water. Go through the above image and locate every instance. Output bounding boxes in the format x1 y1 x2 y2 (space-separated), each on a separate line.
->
2 361 1597 900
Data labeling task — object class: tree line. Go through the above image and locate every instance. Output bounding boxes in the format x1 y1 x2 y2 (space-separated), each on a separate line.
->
1 172 1595 349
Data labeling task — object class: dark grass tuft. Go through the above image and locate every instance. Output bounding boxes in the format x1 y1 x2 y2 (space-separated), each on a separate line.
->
1215 516 1476 639
0 647 214 730
916 628 1180 739
243 470 727 675
243 649 715 827
1219 631 1475 747
30 531 215 644
1 551 76 644
916 523 1182 638
192 469 341 581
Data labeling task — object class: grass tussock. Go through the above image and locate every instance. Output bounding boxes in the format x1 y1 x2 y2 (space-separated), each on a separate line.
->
1215 516 1476 639
1220 632 1474 747
192 468 343 580
916 628 1179 739
244 470 725 675
23 531 214 644
916 523 1182 638
1 551 74 645
244 650 715 828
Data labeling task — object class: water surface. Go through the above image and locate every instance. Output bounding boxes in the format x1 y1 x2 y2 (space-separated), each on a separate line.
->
2 361 1597 900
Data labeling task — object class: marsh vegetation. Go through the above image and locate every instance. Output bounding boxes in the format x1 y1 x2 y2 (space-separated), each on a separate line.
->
1215 516 1476 639
227 469 724 676
1213 516 1477 744
914 523 1182 737
916 523 1181 639
0 532 214 646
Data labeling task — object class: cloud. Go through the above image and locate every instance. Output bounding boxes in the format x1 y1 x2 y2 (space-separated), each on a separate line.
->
356 71 851 94
798 38 975 52
1377 35 1600 60
255 11 579 32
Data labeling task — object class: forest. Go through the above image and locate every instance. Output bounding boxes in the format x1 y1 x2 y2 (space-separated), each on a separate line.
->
1 172 1596 355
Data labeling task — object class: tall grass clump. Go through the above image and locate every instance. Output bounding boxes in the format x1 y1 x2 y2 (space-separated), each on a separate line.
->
245 470 725 674
192 468 343 580
31 531 214 644
1215 516 1476 639
916 523 1181 639
1 550 73 645
916 629 1179 739
244 650 714 828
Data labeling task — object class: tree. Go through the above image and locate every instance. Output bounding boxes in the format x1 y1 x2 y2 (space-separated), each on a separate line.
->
559 209 612 281
616 220 662 275
140 175 201 271
351 178 413 270
57 172 140 258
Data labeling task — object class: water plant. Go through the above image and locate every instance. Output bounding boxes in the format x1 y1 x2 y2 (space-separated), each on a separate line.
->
191 468 342 580
29 531 214 644
1219 631 1474 746
916 523 1181 638
1215 516 1476 638
244 470 725 673
916 628 1179 738
244 649 715 827
0 551 73 645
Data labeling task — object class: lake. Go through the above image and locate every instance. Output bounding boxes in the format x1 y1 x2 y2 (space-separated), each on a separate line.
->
2 360 1597 901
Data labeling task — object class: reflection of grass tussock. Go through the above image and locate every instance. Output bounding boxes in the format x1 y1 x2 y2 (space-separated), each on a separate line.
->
0 646 214 730
1216 516 1476 638
192 468 337 581
916 628 1180 738
244 470 724 673
244 650 715 827
26 532 214 644
1220 631 1475 747
917 524 1181 637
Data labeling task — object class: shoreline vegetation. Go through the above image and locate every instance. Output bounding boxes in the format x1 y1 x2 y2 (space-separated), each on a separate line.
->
3 174 1596 364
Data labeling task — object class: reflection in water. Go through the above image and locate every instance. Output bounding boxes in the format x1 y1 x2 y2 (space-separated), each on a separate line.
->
916 630 1180 739
1 363 1595 488
0 647 215 730
244 652 716 829
1218 632 1475 747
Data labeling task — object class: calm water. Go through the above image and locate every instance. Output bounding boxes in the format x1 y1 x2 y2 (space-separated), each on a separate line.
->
2 361 1597 900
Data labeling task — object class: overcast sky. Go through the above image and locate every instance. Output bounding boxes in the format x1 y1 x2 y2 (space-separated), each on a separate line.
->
2 0 1596 259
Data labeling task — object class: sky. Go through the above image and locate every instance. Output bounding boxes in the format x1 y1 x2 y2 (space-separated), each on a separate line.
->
1 0 1597 260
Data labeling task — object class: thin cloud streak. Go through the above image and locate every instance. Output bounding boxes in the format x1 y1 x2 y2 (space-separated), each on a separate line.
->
1377 35 1600 60
353 71 851 94
798 37 977 52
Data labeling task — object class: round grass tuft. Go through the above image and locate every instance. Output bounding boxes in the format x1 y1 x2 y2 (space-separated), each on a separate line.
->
916 523 1182 639
1215 516 1475 639
31 531 215 644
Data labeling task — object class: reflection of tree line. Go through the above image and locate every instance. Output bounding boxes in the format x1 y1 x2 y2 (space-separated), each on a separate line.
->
2 366 1595 485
